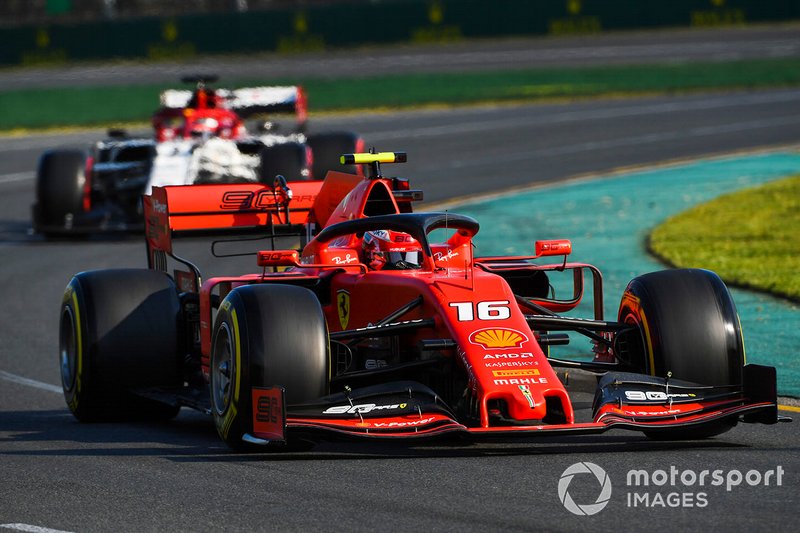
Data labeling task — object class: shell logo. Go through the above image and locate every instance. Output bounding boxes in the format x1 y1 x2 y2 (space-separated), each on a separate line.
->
469 328 528 349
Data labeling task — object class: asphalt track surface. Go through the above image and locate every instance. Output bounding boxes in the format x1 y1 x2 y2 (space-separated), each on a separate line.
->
2 32 800 533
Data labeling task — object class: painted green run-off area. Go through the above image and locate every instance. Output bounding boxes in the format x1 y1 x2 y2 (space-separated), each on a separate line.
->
452 152 800 396
2 57 800 131
650 175 800 301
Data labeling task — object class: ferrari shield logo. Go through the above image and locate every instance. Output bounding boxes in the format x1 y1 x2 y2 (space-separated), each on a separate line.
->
337 289 350 330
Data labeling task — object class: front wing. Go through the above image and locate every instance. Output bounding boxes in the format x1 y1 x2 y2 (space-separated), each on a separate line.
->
244 365 781 445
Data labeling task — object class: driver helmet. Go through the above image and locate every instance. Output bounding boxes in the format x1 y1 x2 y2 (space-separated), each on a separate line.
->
362 230 423 270
190 116 219 138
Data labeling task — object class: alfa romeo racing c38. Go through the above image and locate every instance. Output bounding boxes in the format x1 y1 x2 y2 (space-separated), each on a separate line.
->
34 75 363 235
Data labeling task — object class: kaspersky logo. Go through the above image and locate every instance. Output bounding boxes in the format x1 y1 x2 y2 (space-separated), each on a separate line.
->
469 328 528 349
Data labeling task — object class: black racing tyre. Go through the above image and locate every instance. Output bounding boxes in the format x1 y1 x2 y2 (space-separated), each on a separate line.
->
210 284 329 451
60 269 183 422
307 131 363 179
617 268 745 439
258 142 309 183
34 149 87 232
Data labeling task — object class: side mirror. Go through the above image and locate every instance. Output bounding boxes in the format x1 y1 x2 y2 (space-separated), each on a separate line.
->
257 250 299 267
534 239 572 258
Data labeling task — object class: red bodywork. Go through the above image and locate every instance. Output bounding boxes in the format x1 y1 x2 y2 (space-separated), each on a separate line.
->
142 165 778 444
153 107 245 142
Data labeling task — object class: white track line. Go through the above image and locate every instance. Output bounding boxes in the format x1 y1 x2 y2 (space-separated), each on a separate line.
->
0 525 75 533
0 371 62 394
0 171 34 184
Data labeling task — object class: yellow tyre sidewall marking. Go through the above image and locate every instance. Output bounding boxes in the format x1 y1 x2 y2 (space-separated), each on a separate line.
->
738 314 747 365
66 289 83 412
232 309 241 403
218 308 242 440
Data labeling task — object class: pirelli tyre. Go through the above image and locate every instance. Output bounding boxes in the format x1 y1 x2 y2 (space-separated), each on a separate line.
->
34 149 87 234
307 131 364 179
60 269 183 422
210 284 329 451
618 268 745 439
258 142 309 183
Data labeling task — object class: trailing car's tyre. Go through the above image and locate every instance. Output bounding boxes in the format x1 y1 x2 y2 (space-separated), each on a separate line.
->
210 284 329 451
617 268 745 439
60 269 183 422
307 131 363 179
34 149 87 233
258 142 309 183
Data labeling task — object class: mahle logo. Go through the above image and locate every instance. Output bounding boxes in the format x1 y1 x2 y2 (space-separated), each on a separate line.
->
558 462 612 516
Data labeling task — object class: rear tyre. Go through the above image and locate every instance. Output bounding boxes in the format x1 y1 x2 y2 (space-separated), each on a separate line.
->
258 142 309 183
307 131 363 179
210 284 329 451
34 150 87 234
618 268 745 439
60 269 183 422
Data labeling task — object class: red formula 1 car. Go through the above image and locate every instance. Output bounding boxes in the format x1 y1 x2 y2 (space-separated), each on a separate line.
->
58 152 783 450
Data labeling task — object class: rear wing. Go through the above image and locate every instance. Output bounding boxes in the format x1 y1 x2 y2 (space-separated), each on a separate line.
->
143 169 364 255
142 156 416 281
158 85 307 122
144 181 321 255
226 86 306 121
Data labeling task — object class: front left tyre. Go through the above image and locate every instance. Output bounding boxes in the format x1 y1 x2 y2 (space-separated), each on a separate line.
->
210 284 329 451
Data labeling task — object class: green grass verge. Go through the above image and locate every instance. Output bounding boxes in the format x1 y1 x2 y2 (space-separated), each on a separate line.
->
649 175 800 301
2 57 800 131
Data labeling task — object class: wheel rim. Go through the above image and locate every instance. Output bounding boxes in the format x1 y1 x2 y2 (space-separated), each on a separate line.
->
59 307 77 392
211 323 235 416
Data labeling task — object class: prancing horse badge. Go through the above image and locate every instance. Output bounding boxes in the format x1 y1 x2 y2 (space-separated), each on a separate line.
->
337 289 350 330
